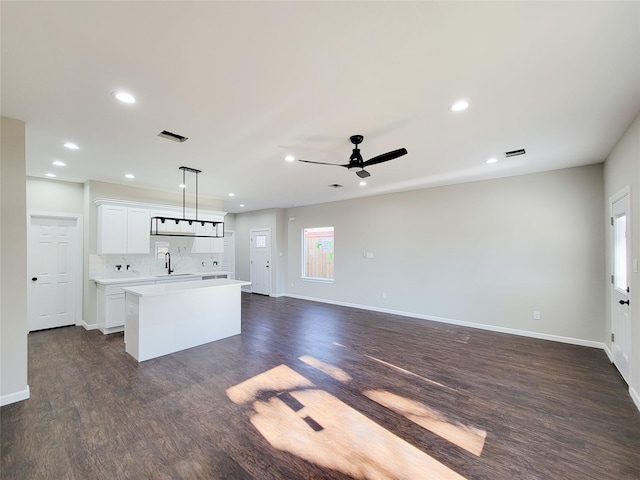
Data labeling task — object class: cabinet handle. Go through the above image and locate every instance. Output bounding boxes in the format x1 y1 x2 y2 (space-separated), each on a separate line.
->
619 299 630 305
32 277 38 282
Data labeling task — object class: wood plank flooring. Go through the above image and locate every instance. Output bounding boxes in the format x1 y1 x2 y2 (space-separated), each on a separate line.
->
2 293 639 479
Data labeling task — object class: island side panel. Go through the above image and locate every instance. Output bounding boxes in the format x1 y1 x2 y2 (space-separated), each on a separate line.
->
135 284 242 362
124 293 141 360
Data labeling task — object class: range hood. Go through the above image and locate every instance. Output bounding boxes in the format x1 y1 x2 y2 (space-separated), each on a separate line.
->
150 166 224 238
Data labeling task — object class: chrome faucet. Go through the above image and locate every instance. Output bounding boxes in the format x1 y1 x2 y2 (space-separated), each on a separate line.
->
164 252 173 274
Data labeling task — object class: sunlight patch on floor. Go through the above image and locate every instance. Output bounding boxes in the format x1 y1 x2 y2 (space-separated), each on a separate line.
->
364 389 487 456
365 354 456 392
226 364 313 404
228 365 467 480
298 355 352 382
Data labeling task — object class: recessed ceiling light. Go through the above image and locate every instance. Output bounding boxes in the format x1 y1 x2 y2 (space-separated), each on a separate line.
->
112 91 136 104
124 173 135 179
285 155 295 162
45 173 57 178
179 184 186 189
63 142 79 150
52 160 66 167
239 204 245 208
449 100 469 112
228 193 235 197
486 157 498 164
359 181 367 186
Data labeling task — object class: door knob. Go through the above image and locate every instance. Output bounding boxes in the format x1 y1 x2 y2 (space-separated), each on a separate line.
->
619 299 630 305
32 277 38 282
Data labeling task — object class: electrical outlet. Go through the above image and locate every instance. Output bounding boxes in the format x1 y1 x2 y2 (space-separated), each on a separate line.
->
533 311 541 320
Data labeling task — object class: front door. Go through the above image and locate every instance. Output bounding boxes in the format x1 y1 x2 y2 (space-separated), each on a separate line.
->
611 190 631 383
250 229 271 295
28 215 81 331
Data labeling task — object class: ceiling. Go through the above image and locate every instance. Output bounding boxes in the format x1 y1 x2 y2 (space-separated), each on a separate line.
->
2 2 639 213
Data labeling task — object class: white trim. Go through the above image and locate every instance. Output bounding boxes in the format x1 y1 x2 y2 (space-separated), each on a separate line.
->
271 293 286 298
27 211 84 331
0 386 30 406
630 386 640 412
81 321 101 331
285 293 606 350
603 343 614 362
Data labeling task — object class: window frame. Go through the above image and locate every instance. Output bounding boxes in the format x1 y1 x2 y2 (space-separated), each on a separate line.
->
301 226 335 283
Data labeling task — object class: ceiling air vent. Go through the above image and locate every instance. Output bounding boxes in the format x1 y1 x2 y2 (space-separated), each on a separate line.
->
158 130 189 143
328 184 344 188
505 148 526 158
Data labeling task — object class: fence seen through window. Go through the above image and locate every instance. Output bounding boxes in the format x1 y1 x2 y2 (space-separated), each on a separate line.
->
303 227 334 280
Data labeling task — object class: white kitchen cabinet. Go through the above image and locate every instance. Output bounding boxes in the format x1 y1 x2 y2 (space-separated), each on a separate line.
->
97 205 128 254
127 208 151 253
105 293 126 329
191 215 225 254
97 205 150 254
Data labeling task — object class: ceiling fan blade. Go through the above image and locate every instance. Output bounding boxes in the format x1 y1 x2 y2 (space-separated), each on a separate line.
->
298 159 349 168
362 148 408 167
356 169 370 178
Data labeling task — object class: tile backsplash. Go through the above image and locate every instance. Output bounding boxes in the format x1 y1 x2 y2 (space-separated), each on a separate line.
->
89 236 226 279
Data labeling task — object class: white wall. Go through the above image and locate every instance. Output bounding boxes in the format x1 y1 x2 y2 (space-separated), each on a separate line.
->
286 164 605 344
1 117 29 405
26 177 84 213
604 111 640 408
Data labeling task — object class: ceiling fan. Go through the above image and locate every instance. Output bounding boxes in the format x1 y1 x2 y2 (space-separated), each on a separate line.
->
298 135 408 178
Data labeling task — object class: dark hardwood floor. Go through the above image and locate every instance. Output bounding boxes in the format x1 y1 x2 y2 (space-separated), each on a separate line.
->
2 294 639 479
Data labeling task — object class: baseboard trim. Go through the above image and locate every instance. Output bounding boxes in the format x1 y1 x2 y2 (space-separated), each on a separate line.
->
284 294 605 350
1 386 30 406
630 386 640 411
603 343 614 362
81 321 100 331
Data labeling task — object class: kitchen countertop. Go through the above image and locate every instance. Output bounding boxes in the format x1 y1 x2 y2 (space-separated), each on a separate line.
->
93 272 232 285
122 278 251 297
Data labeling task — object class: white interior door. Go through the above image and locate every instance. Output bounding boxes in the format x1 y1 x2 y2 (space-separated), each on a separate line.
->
28 214 81 331
611 191 631 383
250 229 271 295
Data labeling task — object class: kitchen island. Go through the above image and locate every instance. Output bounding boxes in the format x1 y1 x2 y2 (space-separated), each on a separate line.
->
122 278 250 362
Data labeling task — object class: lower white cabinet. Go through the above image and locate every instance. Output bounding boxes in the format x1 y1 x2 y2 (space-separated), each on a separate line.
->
105 293 125 329
96 280 155 333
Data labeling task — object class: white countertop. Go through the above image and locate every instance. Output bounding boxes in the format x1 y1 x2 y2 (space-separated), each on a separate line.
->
122 278 251 297
93 272 232 285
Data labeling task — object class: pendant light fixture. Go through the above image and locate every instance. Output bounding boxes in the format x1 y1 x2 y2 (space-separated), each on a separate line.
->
150 166 224 238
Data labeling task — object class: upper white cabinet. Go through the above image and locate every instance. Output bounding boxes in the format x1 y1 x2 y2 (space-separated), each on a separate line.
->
127 208 151 253
191 214 225 253
97 205 150 254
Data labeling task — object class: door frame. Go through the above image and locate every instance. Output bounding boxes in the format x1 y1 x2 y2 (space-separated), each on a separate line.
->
27 211 84 330
250 228 272 296
608 186 632 382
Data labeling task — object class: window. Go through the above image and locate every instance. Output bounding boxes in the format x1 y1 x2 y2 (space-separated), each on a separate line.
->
302 227 334 281
154 240 170 259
